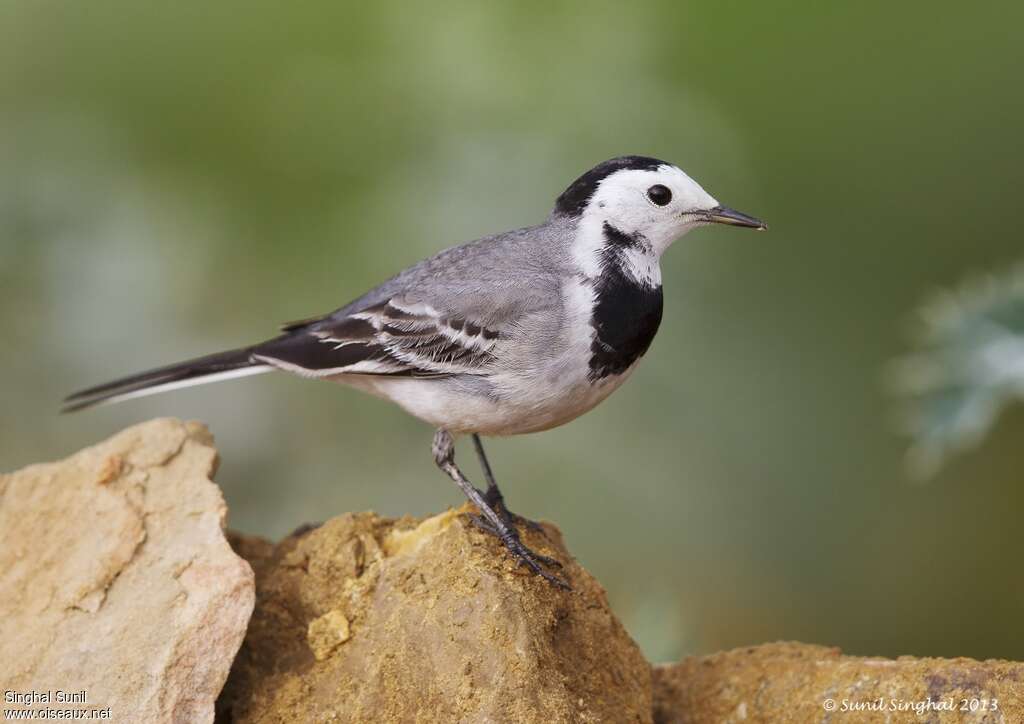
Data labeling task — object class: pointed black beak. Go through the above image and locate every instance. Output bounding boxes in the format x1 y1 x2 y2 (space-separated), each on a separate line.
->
703 206 767 230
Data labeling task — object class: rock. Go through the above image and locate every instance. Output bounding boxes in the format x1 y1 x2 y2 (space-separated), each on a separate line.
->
219 507 653 723
652 641 1024 723
14 419 1023 723
0 419 255 724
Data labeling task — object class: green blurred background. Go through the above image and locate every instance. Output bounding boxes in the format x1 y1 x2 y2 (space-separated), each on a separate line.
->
3 2 1023 664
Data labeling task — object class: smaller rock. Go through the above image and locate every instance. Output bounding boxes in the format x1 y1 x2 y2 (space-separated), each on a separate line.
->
652 641 1024 723
307 609 351 661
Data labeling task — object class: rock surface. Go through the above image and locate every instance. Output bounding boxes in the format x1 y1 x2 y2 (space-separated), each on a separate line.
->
219 507 653 723
652 641 1024 723
8 420 1024 723
0 419 254 724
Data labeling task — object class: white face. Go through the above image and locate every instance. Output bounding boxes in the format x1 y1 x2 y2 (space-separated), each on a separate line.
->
586 164 720 255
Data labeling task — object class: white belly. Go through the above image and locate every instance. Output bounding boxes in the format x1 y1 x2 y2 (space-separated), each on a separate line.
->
336 365 636 436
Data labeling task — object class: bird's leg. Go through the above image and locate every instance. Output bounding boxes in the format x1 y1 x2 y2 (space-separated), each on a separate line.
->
471 434 548 538
432 429 569 589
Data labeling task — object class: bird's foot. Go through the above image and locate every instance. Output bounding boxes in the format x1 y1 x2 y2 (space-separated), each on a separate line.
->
482 487 551 539
467 513 570 589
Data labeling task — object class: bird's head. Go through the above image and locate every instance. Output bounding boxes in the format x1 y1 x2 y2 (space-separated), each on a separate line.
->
553 155 766 256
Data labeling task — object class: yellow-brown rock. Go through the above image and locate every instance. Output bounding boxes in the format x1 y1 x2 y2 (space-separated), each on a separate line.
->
652 641 1024 723
219 508 653 723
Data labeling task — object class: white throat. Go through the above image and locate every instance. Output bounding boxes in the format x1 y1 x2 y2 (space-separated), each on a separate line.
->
570 209 663 288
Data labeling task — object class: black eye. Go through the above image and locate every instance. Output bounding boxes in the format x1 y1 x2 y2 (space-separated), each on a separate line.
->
647 184 672 206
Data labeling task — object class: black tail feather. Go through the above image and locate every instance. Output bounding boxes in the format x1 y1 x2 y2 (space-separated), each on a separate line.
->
62 346 259 413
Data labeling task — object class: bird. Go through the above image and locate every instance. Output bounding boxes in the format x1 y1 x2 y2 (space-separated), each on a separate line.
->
64 155 766 589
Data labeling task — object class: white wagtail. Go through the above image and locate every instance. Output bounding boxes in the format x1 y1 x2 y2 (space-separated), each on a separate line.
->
65 156 766 588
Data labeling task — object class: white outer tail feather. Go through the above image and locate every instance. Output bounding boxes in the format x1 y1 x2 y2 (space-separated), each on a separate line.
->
85 365 274 408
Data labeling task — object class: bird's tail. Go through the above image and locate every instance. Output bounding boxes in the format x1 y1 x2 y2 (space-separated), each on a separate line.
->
62 346 273 413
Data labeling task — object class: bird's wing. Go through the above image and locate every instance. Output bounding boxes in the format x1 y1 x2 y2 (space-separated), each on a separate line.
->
252 297 501 378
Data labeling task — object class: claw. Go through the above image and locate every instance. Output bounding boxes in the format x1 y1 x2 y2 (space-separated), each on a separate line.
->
527 548 563 569
465 510 570 589
485 494 553 542
502 536 571 590
467 512 498 536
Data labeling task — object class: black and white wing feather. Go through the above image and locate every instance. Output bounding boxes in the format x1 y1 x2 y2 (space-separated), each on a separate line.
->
253 298 501 378
63 224 562 412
